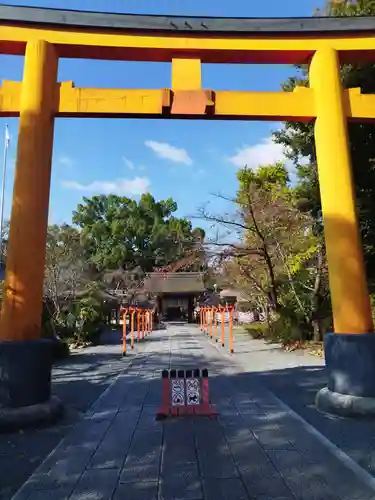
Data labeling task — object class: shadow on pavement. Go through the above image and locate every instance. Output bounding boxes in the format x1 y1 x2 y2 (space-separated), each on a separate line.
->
2 330 375 500
252 364 375 479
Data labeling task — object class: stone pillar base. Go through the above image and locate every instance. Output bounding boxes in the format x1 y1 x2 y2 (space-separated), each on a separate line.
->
0 338 63 431
316 332 375 418
0 395 63 432
316 387 375 417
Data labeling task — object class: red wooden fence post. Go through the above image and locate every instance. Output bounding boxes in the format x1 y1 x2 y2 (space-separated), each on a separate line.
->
130 310 135 349
122 309 127 356
221 308 225 347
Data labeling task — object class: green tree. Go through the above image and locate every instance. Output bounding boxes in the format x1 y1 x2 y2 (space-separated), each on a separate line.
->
0 220 10 261
273 0 375 288
237 163 329 337
72 193 204 272
202 163 329 341
44 224 89 330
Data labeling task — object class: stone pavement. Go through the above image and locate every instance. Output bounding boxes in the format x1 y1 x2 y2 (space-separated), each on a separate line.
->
0 328 139 500
230 327 375 480
11 324 375 500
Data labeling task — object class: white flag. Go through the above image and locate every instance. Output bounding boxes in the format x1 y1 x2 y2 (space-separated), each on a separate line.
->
4 125 10 148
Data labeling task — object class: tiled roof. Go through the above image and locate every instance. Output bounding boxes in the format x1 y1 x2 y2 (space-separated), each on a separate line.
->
220 288 251 302
143 272 205 294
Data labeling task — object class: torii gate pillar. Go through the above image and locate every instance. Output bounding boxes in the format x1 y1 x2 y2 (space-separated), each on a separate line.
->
0 40 62 427
311 48 375 417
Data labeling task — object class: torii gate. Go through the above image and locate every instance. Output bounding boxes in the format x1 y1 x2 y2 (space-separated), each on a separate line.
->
0 6 375 424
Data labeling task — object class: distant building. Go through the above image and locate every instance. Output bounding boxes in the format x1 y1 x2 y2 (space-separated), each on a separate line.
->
220 288 251 309
143 272 206 322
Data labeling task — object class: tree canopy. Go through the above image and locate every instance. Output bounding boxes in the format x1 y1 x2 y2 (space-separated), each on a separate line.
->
201 162 329 341
273 0 375 287
72 193 205 272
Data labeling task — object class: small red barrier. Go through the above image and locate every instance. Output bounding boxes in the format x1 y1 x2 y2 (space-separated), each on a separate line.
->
156 368 216 420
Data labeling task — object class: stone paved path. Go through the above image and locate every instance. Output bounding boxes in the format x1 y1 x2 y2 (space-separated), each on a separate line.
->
230 327 375 481
11 324 375 500
0 327 139 500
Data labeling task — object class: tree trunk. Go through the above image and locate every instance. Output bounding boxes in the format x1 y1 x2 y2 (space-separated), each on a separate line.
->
310 245 325 342
312 319 322 342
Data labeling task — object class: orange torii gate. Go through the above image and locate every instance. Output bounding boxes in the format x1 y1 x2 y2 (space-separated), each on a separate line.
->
120 306 154 356
1 6 375 425
200 304 235 354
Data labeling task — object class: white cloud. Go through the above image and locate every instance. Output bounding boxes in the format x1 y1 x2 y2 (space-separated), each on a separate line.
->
61 176 150 196
58 155 74 168
145 140 192 165
123 157 135 170
122 157 146 172
228 137 288 170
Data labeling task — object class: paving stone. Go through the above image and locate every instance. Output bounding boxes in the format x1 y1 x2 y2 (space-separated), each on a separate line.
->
24 452 91 491
119 462 160 482
91 394 124 414
143 392 162 406
197 445 238 479
160 463 202 500
87 408 118 421
20 488 73 500
10 325 375 500
250 497 294 500
216 403 240 416
220 422 256 442
165 418 195 435
137 412 162 430
223 429 271 469
113 481 158 500
163 442 197 468
69 469 119 500
239 460 293 499
59 419 112 451
247 423 296 450
110 408 141 428
267 449 341 499
119 401 144 412
11 482 74 500
141 404 160 415
163 423 197 467
267 449 375 500
124 430 163 466
217 415 247 429
203 478 249 500
88 411 140 469
88 439 131 470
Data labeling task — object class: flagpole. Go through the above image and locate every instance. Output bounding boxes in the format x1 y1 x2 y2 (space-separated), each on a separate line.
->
0 125 9 262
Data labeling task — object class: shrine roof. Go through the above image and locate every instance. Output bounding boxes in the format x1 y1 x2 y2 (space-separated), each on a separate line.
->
143 272 205 294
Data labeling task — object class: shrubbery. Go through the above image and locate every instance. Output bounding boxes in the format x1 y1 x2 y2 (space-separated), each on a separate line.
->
245 310 333 347
41 289 106 361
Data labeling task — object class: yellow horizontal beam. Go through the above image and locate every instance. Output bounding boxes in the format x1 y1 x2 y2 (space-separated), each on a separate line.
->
0 80 20 116
1 25 375 64
1 80 375 122
214 87 315 121
58 81 164 116
347 88 375 121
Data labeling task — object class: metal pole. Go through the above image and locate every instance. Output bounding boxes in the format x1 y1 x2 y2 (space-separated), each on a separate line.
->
0 125 9 261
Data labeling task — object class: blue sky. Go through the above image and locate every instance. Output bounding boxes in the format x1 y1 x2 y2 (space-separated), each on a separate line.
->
0 0 324 229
